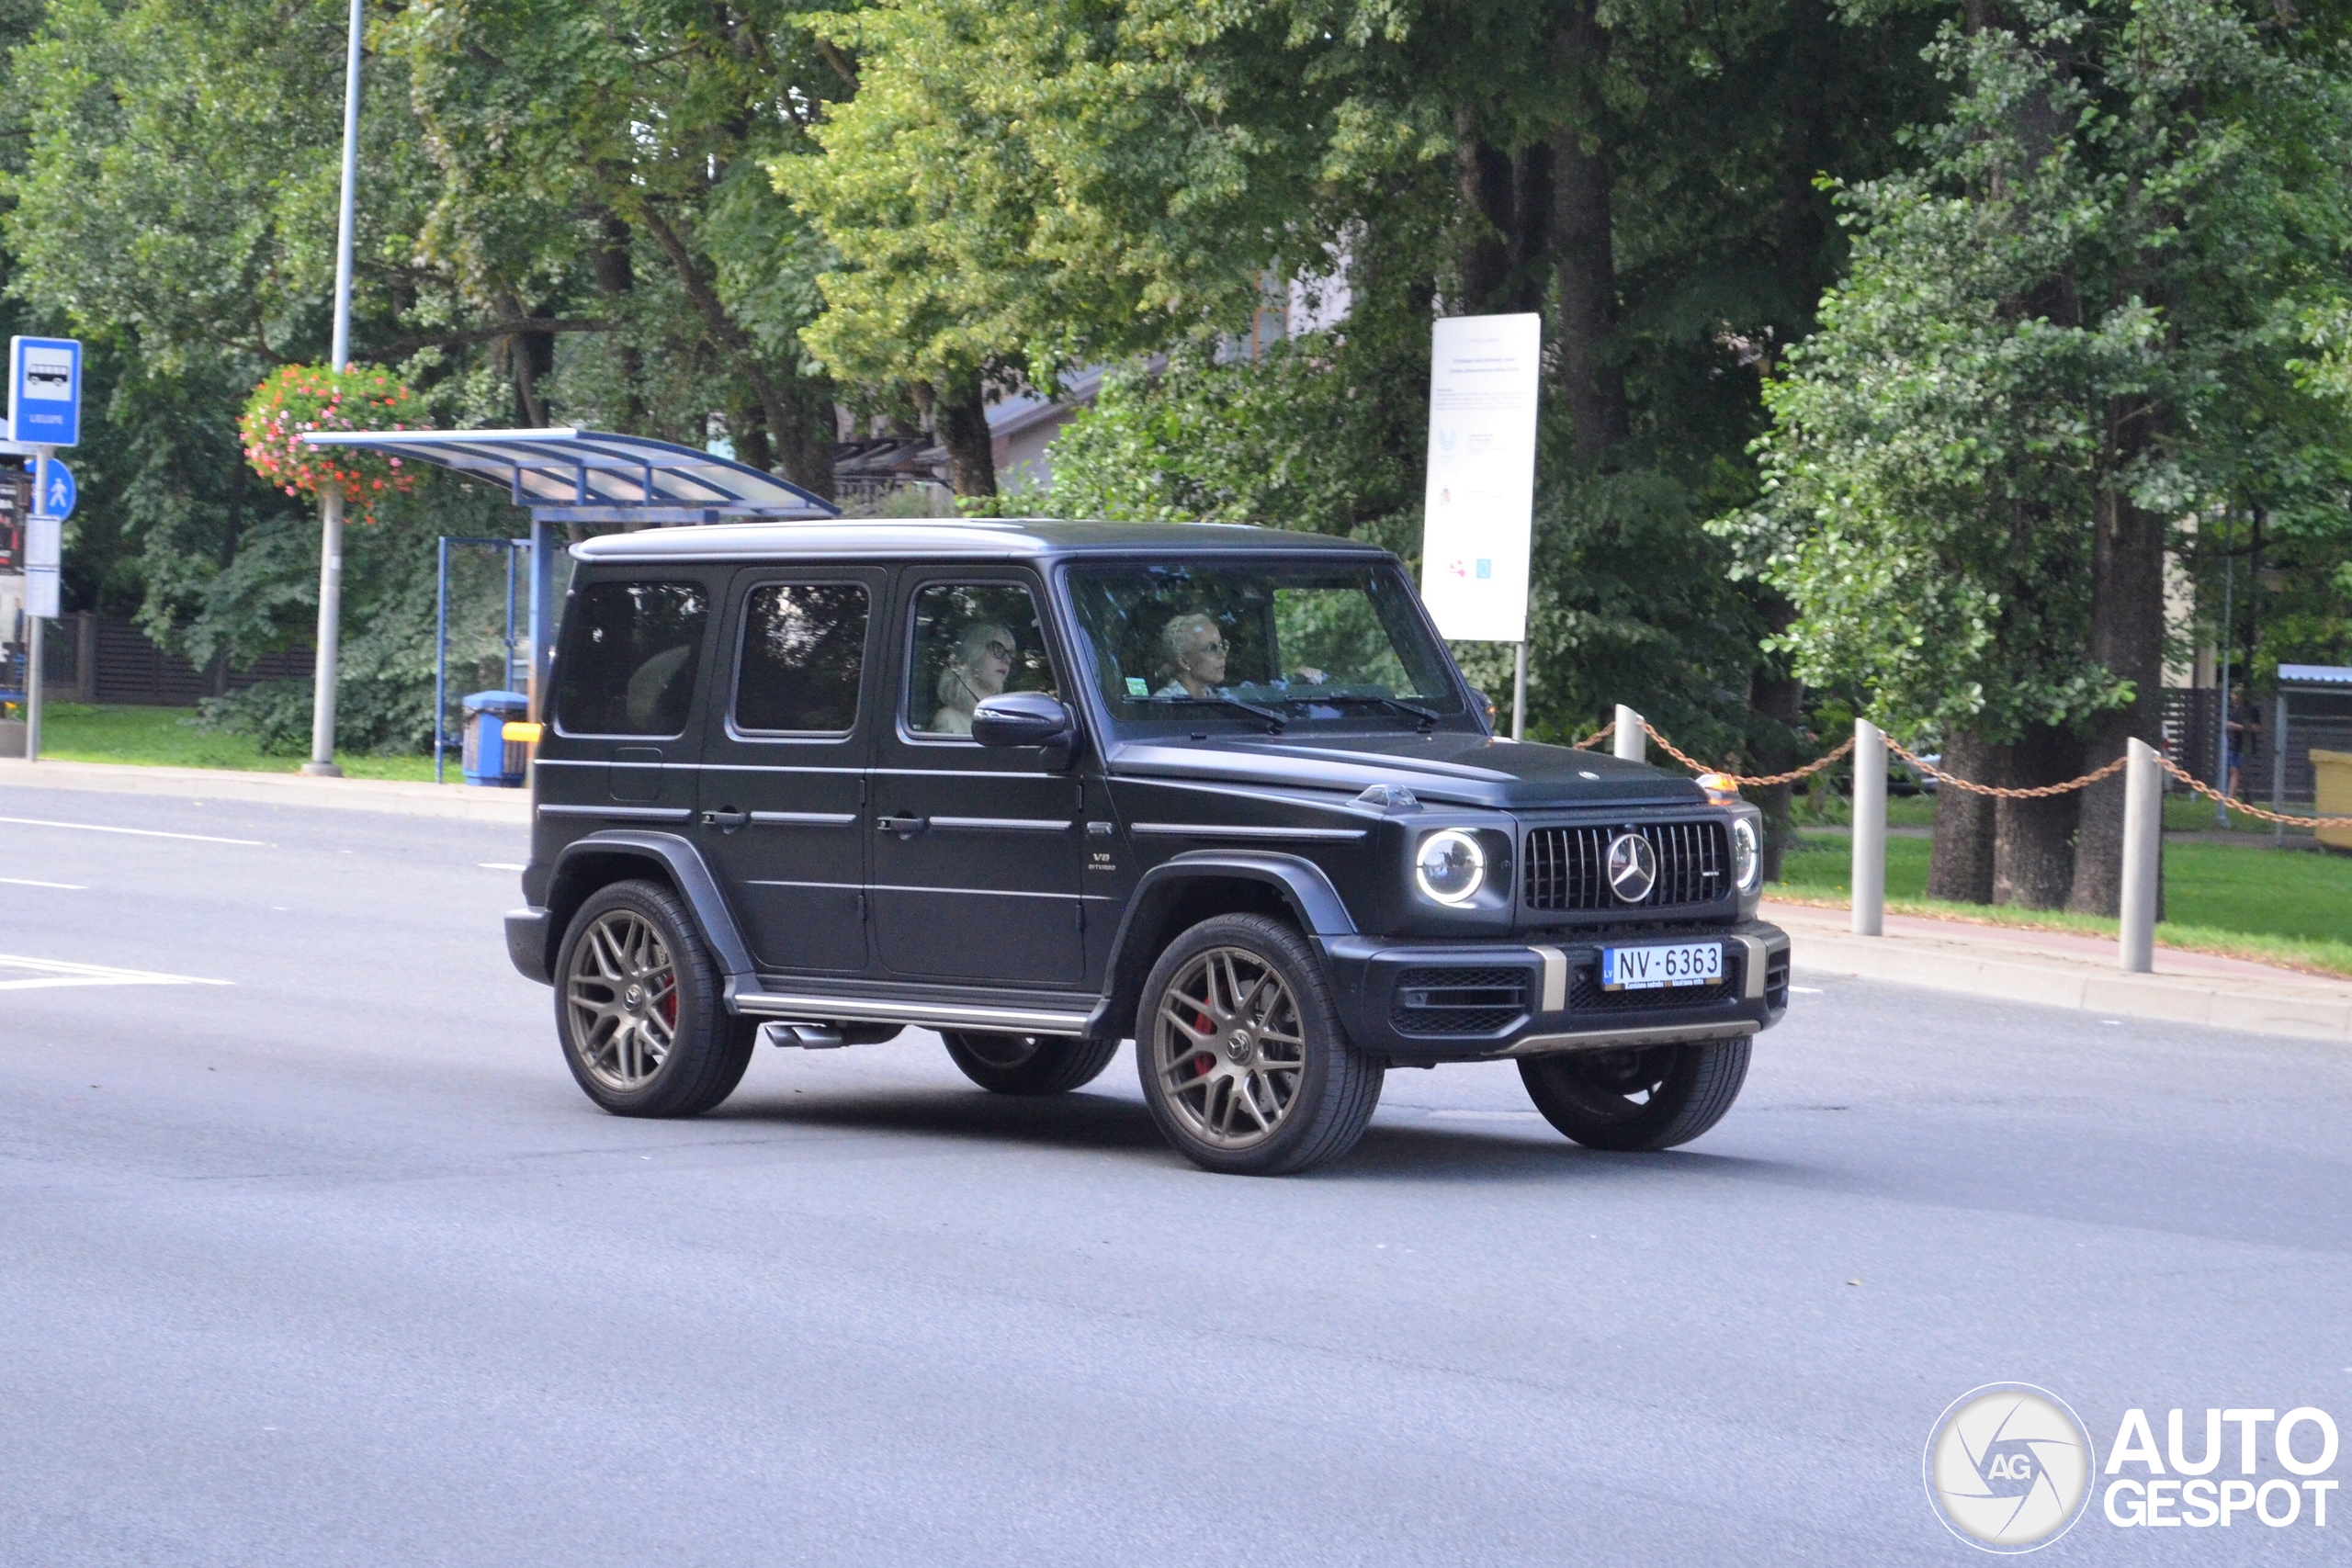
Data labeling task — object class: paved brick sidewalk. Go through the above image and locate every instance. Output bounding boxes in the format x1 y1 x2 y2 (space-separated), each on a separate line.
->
0 757 531 824
1766 897 2352 1041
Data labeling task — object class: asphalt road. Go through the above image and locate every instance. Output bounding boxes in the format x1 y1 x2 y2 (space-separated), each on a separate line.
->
3 784 2347 1566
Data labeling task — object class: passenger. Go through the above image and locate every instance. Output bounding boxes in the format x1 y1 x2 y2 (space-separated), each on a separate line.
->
931 621 1015 734
1156 613 1228 698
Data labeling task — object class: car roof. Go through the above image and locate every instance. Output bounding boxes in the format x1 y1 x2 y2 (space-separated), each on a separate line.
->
570 516 1395 565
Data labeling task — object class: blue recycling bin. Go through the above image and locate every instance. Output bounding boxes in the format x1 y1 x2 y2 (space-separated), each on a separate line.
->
461 690 530 787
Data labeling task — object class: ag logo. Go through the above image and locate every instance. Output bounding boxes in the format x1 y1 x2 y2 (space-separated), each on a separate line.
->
1925 1383 2096 1552
1606 831 1657 903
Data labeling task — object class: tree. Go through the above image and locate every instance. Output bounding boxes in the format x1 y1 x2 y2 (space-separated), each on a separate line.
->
1723 0 2352 908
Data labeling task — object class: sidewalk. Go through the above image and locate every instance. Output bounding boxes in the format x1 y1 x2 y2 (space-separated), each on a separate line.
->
0 757 532 824
1767 898 2352 1042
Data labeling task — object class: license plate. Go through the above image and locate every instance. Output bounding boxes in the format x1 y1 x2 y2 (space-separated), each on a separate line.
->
1600 942 1724 991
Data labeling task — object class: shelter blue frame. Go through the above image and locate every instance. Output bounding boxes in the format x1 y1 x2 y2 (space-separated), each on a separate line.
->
301 427 840 710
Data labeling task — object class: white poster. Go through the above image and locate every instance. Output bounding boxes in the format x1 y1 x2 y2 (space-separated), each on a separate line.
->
1419 312 1541 643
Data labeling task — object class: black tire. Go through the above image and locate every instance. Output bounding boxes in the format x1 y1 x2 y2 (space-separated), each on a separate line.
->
941 1032 1120 1095
554 878 755 1118
1518 1035 1751 1151
1135 913 1384 1175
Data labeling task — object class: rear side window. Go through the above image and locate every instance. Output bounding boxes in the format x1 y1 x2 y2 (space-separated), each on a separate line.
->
555 581 708 737
734 582 869 735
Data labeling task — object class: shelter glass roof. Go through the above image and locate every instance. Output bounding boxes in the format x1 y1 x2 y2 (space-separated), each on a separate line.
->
301 427 838 523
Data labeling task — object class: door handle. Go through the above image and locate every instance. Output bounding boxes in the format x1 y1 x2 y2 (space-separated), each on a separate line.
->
700 808 751 833
875 814 930 836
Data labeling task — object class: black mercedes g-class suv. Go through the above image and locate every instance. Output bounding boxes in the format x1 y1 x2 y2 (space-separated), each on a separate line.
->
504 519 1790 1174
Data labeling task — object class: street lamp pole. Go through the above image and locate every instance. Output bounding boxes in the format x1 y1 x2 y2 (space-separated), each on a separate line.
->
302 0 364 778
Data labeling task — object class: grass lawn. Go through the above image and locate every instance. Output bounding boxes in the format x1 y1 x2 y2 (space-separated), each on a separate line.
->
25 704 446 784
1775 829 2352 976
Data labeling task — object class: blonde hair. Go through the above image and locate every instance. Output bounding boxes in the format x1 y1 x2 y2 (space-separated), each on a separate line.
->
936 621 1013 710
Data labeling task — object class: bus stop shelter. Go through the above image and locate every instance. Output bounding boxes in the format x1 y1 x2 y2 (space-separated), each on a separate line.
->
301 427 838 713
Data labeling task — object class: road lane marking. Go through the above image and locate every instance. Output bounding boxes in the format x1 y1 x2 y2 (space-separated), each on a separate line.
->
0 876 85 889
479 862 526 871
0 953 232 991
0 816 266 846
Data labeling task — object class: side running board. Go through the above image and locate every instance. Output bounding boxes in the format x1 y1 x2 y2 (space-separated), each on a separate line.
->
731 988 1098 1038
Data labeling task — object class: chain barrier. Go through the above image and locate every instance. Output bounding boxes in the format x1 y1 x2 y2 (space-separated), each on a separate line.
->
1576 712 2352 828
1879 736 2126 800
1638 721 1858 788
2154 754 2352 829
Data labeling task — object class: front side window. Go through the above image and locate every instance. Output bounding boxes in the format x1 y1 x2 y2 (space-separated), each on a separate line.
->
555 580 708 737
1064 559 1468 734
734 582 869 735
905 581 1060 737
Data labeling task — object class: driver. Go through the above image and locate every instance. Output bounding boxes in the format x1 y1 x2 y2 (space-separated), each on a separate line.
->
1155 613 1227 698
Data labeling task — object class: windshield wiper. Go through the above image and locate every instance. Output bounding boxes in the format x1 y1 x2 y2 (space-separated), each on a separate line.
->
1308 694 1442 731
1149 693 1286 733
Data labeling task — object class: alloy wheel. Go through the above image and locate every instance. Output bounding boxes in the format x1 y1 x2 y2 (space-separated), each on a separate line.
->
564 908 679 1091
1149 946 1307 1150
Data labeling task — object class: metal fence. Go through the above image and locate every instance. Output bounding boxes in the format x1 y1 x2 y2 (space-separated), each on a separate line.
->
28 613 312 706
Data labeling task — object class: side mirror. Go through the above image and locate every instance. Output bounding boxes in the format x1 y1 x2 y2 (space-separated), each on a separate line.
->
971 691 1076 751
1466 688 1498 729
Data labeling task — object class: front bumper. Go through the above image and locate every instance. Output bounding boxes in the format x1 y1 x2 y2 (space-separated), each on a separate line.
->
1320 919 1790 1065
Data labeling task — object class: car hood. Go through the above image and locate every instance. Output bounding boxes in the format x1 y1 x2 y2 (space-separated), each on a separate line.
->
1103 729 1706 810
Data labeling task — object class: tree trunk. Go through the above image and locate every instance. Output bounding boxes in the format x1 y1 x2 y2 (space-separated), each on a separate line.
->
639 205 835 500
2067 425 2168 916
933 368 997 499
1926 729 2000 904
1748 668 1804 884
1552 0 1626 462
1455 118 1514 313
1774 0 1832 331
588 207 647 434
1509 143 1553 316
1993 723 2080 908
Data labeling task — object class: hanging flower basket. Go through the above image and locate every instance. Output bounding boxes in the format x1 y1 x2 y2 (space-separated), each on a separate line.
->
239 364 418 523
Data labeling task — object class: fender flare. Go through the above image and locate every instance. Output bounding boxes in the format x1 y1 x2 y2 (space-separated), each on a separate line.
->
542 830 756 986
1096 851 1358 1040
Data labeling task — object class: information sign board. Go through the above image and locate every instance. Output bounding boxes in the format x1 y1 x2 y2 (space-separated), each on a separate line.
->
1419 313 1541 644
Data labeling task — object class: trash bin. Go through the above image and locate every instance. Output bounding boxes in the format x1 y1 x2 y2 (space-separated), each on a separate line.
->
2312 750 2352 851
461 690 531 787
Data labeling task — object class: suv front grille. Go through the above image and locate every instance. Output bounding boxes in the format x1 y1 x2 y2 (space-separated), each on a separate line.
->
1391 966 1529 1036
1570 964 1739 1011
1521 821 1728 911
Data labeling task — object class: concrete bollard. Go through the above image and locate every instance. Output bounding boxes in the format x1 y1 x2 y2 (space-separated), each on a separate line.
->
2119 737 2160 974
1851 719 1886 937
1614 704 1645 764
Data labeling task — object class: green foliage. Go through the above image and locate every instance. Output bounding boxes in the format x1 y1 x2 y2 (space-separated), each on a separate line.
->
1722 0 2352 741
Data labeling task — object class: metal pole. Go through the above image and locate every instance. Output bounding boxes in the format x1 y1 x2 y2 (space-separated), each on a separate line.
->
1510 642 1527 741
302 488 345 775
24 446 50 761
434 536 448 785
2215 518 2234 826
330 0 362 373
1613 703 1645 763
303 0 364 779
2271 694 2289 844
2119 737 2160 973
1851 718 1886 937
503 539 519 691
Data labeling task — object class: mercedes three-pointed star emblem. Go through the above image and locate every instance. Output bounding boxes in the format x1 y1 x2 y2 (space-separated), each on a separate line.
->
1607 831 1658 903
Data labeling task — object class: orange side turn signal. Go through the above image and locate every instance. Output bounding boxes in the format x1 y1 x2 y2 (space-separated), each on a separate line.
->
1695 771 1743 805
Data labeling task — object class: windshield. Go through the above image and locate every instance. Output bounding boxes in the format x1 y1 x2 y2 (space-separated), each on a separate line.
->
1063 558 1472 734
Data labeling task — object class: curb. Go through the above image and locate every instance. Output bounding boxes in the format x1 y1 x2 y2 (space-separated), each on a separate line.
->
1768 904 2352 1043
0 757 532 824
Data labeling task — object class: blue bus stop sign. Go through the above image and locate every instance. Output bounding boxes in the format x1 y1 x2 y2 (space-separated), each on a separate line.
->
29 457 74 521
8 335 82 447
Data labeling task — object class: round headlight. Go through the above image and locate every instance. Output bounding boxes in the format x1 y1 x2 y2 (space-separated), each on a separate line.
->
1732 817 1760 892
1415 829 1487 906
